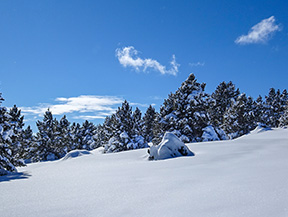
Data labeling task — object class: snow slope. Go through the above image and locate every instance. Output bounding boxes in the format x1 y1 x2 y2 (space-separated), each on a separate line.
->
1 128 288 217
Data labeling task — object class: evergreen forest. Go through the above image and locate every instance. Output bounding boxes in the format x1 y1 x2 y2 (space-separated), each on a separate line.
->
1 73 288 175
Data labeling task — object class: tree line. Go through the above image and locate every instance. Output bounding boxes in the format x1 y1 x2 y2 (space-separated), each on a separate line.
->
1 73 288 175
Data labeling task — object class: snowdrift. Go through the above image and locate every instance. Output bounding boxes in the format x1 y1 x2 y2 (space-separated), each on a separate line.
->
61 149 91 161
1 128 288 217
148 132 194 160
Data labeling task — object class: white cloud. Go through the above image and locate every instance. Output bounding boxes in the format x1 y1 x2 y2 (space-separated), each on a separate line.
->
21 95 124 117
116 46 179 76
129 102 150 108
189 62 205 67
235 16 281 45
72 115 107 120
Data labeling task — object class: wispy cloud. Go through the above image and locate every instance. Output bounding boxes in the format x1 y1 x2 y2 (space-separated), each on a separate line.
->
72 115 107 120
116 46 179 76
21 95 124 118
189 62 205 67
129 102 151 108
235 16 281 45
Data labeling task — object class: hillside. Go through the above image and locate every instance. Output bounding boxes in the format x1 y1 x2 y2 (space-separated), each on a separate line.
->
1 127 288 217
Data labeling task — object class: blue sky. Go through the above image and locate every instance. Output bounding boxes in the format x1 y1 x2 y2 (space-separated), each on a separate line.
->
0 0 287 131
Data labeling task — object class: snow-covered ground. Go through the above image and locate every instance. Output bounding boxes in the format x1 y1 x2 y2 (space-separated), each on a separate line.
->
1 127 288 217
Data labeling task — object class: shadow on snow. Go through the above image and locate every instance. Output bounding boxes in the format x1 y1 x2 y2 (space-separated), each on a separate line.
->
0 172 31 183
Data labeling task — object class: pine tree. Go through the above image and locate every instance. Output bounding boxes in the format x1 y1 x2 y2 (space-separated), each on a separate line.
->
159 92 178 134
21 125 35 161
0 94 20 175
142 105 157 143
101 114 119 146
92 124 106 149
152 112 165 145
8 105 26 166
70 122 82 150
132 107 143 136
254 95 265 125
32 109 61 162
78 120 96 150
279 105 288 127
222 94 256 139
263 88 283 127
104 100 134 152
103 101 148 152
56 115 72 154
131 107 146 149
157 73 217 143
210 81 240 126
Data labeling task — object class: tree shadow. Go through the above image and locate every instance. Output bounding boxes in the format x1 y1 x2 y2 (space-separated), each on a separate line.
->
0 172 31 183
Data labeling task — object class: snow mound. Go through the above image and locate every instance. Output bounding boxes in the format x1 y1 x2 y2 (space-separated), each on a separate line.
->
90 147 105 155
148 132 195 160
250 124 272 134
62 150 91 161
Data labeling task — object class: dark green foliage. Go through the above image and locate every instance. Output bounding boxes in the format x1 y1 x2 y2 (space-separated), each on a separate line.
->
210 81 240 126
8 105 26 167
142 105 157 143
31 110 63 161
262 88 288 127
0 96 25 174
279 105 288 127
156 73 216 143
21 125 35 160
78 120 97 150
222 94 257 139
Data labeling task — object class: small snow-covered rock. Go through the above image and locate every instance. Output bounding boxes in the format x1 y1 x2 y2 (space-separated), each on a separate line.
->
148 132 194 160
62 150 91 161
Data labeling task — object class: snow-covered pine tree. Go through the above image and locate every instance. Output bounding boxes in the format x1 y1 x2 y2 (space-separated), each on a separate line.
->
132 107 143 136
152 112 165 145
142 105 157 143
278 90 288 127
78 120 96 150
182 76 212 142
155 73 222 143
131 107 146 149
104 100 147 153
0 94 18 175
21 125 35 161
56 115 72 154
116 100 134 136
280 89 288 107
222 93 256 139
8 105 26 166
263 88 283 127
32 109 61 162
254 95 265 125
159 92 178 134
101 114 118 144
279 105 288 127
210 81 240 126
70 122 82 150
92 124 106 149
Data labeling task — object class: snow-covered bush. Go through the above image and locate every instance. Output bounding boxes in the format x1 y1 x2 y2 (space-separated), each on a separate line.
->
148 132 194 160
201 125 220 142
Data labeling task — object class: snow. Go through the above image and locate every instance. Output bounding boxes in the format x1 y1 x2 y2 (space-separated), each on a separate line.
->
201 125 220 141
148 132 194 160
249 124 272 134
1 128 288 217
61 149 91 161
120 131 129 139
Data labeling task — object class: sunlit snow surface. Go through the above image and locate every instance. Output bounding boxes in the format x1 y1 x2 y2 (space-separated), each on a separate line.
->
1 128 288 217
